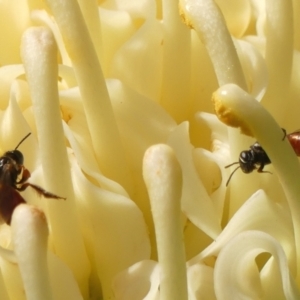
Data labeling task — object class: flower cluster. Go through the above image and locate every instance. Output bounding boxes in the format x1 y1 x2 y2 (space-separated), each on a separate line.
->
0 0 299 299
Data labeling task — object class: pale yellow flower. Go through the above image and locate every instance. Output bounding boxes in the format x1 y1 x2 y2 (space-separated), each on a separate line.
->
0 0 299 299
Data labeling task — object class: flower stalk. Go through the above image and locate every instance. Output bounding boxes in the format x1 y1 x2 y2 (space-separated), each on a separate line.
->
263 0 293 123
160 0 191 122
21 26 90 297
212 83 300 283
45 0 132 193
11 204 52 300
179 0 247 90
143 144 188 300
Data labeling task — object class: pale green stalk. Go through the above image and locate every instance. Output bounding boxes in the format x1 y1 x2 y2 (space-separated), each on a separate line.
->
179 0 247 89
45 0 132 193
143 144 188 300
179 0 250 216
76 0 103 64
21 27 90 297
161 0 191 122
213 83 300 284
11 204 52 300
263 0 293 123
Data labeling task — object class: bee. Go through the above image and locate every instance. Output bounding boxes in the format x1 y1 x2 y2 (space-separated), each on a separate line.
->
0 133 65 224
225 129 300 186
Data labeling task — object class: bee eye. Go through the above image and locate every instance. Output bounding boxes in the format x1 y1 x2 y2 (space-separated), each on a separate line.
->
239 151 250 163
238 150 254 173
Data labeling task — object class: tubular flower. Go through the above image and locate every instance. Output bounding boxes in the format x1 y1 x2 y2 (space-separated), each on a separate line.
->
0 0 299 299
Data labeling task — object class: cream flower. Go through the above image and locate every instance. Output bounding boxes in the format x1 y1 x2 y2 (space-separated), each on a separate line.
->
0 0 299 299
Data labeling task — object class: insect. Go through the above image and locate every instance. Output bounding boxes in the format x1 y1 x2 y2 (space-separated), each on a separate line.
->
225 129 300 186
284 129 300 155
0 133 65 225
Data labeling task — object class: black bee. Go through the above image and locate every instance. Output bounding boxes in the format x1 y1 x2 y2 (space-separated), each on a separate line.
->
0 133 65 224
225 142 271 186
225 129 300 186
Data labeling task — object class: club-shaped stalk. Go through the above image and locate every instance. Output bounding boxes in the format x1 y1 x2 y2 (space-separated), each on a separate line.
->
45 0 132 193
21 27 90 297
212 83 300 283
143 144 188 300
11 204 52 300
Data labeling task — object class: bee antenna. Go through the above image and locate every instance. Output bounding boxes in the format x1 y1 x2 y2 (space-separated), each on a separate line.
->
15 133 31 150
225 165 241 186
225 161 239 169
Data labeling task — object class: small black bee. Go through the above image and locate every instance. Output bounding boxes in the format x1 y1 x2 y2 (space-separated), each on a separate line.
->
0 133 65 225
225 129 300 186
225 142 271 186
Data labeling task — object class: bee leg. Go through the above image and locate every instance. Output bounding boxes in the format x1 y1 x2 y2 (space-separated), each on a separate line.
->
257 164 272 174
16 168 31 185
17 183 66 200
